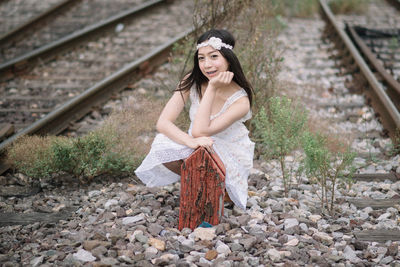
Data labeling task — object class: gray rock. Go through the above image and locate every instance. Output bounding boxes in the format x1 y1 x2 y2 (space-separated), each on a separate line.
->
145 247 158 260
312 232 333 246
229 243 244 252
359 212 369 220
151 253 179 265
30 256 44 267
225 216 240 228
148 223 163 236
118 255 134 264
91 245 107 258
216 240 231 254
267 248 281 262
332 232 343 240
299 223 308 233
122 214 145 225
72 249 96 262
377 212 391 221
233 206 246 216
343 245 360 263
100 257 119 265
136 233 149 243
180 239 194 253
271 202 283 212
109 228 126 244
387 243 399 256
240 236 257 250
180 228 193 236
191 227 216 241
380 256 394 265
284 218 299 230
88 190 102 198
237 215 251 226
104 199 118 209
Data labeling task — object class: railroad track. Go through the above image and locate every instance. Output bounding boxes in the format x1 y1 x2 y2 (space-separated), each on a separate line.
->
0 0 150 63
0 0 195 173
0 0 69 41
318 0 400 243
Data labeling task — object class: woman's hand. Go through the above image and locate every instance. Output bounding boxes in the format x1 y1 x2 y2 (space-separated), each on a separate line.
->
187 136 214 150
208 71 234 89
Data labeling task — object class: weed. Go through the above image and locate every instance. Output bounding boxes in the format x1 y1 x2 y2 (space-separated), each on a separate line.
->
7 135 55 179
7 94 161 182
252 96 308 196
301 131 356 214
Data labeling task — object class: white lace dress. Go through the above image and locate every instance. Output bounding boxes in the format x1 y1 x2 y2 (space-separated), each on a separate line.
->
135 87 255 210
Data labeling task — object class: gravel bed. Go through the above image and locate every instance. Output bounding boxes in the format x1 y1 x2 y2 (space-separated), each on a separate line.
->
1 2 400 267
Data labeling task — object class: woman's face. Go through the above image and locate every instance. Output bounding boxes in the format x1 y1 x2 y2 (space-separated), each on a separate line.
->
197 45 229 80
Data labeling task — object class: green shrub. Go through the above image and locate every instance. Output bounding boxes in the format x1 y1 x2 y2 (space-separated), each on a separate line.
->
51 137 76 174
7 94 159 182
7 135 55 179
301 131 356 214
252 96 308 196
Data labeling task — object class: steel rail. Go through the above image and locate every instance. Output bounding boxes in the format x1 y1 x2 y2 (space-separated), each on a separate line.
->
0 0 75 44
385 0 400 11
0 0 165 72
0 28 194 174
347 26 400 102
319 0 400 140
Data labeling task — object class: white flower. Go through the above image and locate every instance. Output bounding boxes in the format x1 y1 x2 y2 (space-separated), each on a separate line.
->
196 37 233 50
208 37 223 50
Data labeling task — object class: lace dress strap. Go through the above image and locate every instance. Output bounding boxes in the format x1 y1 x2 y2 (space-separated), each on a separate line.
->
211 89 249 119
190 86 198 103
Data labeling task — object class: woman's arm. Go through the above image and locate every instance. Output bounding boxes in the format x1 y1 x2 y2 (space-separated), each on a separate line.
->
156 90 214 149
192 72 250 137
156 90 192 146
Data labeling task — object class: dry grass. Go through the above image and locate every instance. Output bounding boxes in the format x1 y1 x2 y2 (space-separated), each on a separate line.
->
102 93 165 156
279 81 355 153
7 93 165 180
307 115 354 153
7 135 56 178
329 0 369 14
270 0 320 18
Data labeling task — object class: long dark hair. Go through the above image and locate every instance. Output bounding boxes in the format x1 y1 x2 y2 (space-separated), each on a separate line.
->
177 29 254 106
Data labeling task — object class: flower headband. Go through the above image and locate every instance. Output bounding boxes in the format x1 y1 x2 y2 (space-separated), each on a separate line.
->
196 37 233 50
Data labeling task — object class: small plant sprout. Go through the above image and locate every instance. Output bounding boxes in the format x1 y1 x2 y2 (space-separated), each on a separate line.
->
301 131 356 214
252 96 308 196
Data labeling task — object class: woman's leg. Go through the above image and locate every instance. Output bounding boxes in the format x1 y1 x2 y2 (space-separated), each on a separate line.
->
163 160 183 175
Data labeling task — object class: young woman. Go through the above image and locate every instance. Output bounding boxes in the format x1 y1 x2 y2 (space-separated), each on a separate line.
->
135 29 254 210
